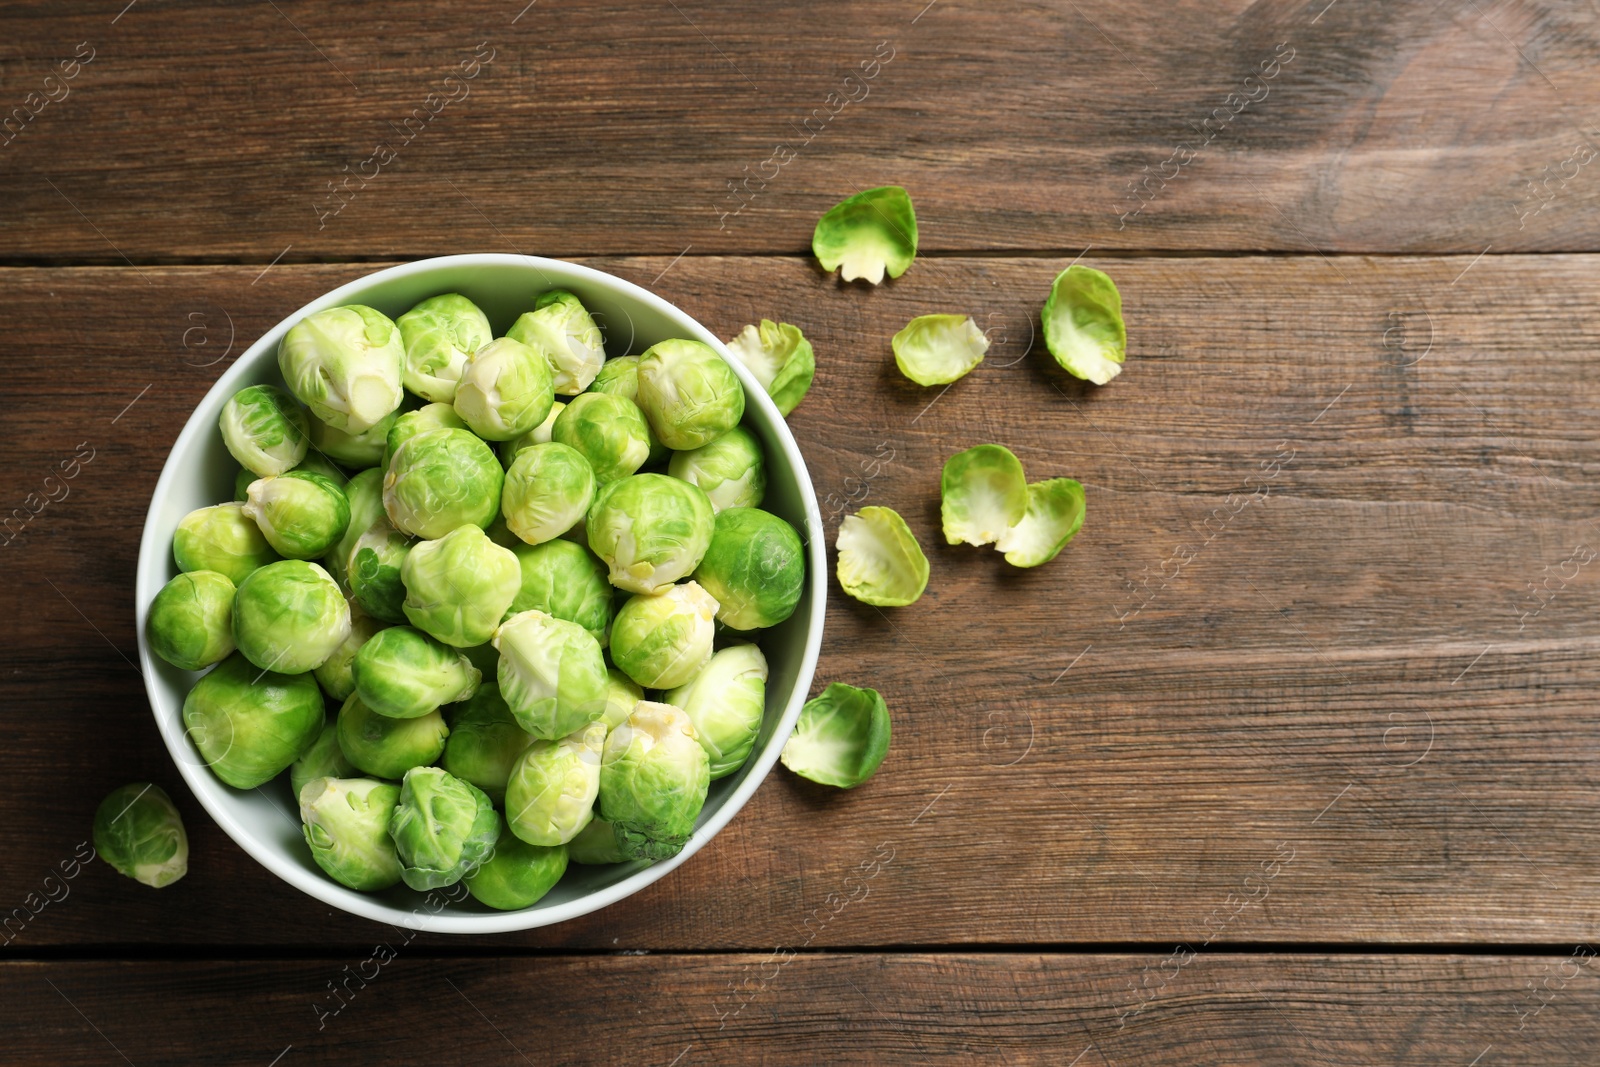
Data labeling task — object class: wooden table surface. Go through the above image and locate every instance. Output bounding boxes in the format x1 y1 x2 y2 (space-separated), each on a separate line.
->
5 1 1600 1063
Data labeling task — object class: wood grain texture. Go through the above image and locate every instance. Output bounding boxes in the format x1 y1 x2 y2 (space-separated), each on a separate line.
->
1 0 1598 258
9 954 1600 1065
3 254 1597 950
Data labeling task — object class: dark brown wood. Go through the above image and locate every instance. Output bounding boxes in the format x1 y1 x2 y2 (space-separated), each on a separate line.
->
2 1 1599 259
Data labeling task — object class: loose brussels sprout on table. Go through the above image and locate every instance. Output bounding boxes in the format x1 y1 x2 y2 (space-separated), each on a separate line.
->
1041 264 1127 385
835 506 928 608
940 444 1028 547
812 185 917 284
724 320 814 416
892 314 989 386
995 478 1086 568
780 683 891 788
93 783 188 889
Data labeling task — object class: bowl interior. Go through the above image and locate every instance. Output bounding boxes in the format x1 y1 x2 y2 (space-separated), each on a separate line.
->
136 254 825 933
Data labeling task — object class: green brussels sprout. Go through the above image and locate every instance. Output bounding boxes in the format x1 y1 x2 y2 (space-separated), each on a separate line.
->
549 392 652 486
892 314 989 386
501 442 596 545
232 560 352 674
173 503 280 585
636 339 746 450
609 581 719 689
587 473 715 595
835 506 928 607
278 304 406 434
453 336 555 442
383 427 504 539
507 289 604 395
566 816 628 865
724 320 815 416
312 606 386 701
384 402 469 469
307 407 397 470
497 400 565 466
352 625 481 719
587 356 669 465
290 716 357 799
692 507 804 631
504 721 605 846
325 467 386 591
598 701 710 861
812 185 917 284
219 384 309 477
493 610 610 739
995 478 1086 568
397 293 493 403
147 570 236 671
335 693 448 779
346 517 413 623
441 683 531 804
667 426 766 513
464 827 569 910
92 784 188 888
597 668 644 731
388 766 500 890
940 444 1028 546
242 470 352 560
298 776 404 891
780 682 891 787
664 644 767 780
509 539 614 646
183 652 325 788
1041 264 1126 385
293 451 350 490
401 525 520 647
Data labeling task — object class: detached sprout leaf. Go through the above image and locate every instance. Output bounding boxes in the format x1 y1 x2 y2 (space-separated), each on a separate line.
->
1041 265 1126 385
892 314 989 386
995 478 1086 568
812 186 918 284
725 320 815 416
940 444 1028 546
780 683 891 788
836 506 929 607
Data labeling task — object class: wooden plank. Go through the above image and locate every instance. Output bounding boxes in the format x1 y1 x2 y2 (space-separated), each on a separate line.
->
8 954 1600 1064
3 255 1599 949
2 0 1598 258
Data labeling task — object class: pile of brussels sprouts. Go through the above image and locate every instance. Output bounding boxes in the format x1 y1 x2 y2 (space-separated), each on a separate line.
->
146 287 811 908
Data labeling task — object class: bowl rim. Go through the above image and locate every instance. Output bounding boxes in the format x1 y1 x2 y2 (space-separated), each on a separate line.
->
135 253 826 934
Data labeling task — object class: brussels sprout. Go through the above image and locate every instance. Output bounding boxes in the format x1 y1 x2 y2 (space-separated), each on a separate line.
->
504 721 605 846
596 668 645 731
147 570 235 671
780 682 891 788
307 407 397 470
401 525 520 647
353 625 481 719
242 470 352 560
724 320 814 416
609 582 719 689
668 426 766 513
346 517 412 623
493 610 609 739
812 186 917 284
92 784 187 888
892 314 989 386
312 606 386 701
294 451 350 487
232 560 352 674
587 356 669 465
278 304 406 434
497 400 565 466
219 385 309 478
290 716 357 799
173 503 280 585
692 507 804 631
587 473 715 595
453 336 555 442
995 478 1086 568
507 289 604 395
183 652 325 788
598 701 710 861
509 539 614 646
664 644 766 779
335 693 448 779
384 402 468 469
636 339 746 450
397 293 493 403
441 684 531 804
940 444 1028 547
1041 264 1126 385
298 776 404 891
326 467 386 591
835 506 928 608
388 766 500 891
383 427 504 539
464 828 569 910
501 442 596 545
566 816 628 865
549 392 652 485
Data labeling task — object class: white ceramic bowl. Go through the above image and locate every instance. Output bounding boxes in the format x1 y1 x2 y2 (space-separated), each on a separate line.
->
136 254 826 933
